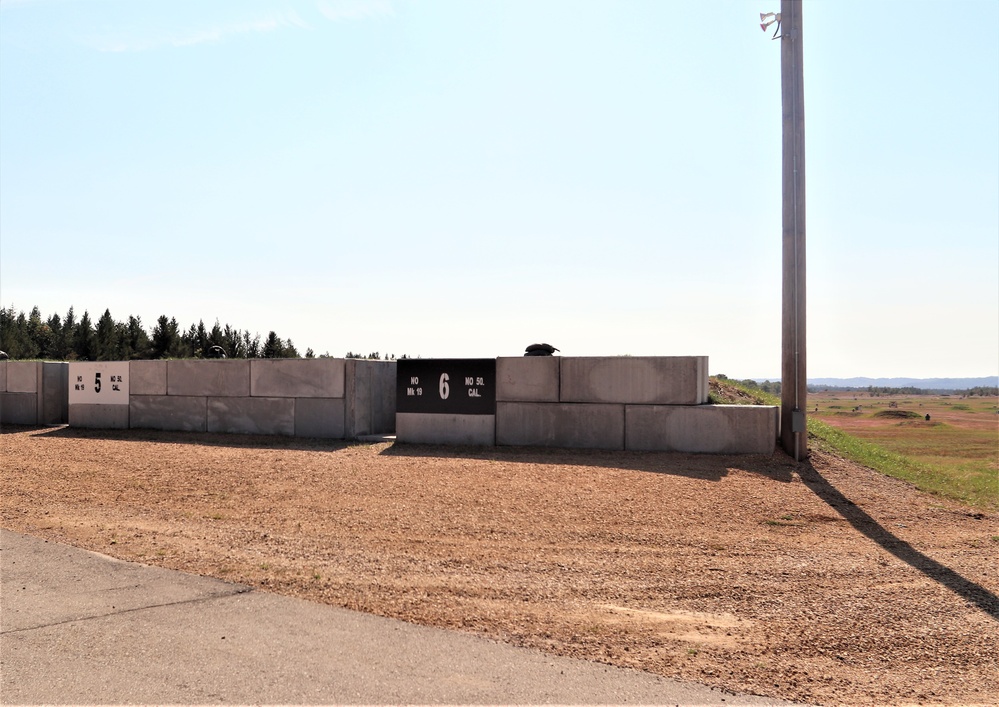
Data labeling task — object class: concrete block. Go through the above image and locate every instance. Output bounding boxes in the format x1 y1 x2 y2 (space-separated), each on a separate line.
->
208 397 295 436
250 359 344 399
7 362 39 394
496 402 624 450
68 404 130 430
560 357 708 405
345 359 396 437
496 357 560 402
130 396 207 432
168 360 250 398
130 361 167 396
0 393 38 425
396 413 495 446
0 361 6 393
295 398 346 439
40 363 68 425
625 404 778 454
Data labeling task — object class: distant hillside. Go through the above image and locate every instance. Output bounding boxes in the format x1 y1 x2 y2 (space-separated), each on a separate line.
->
807 377 998 390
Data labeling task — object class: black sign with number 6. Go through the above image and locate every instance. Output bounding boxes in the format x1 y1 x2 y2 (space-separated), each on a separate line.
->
396 359 496 415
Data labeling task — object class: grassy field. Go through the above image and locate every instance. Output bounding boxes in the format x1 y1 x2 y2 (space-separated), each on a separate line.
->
713 379 998 510
807 391 998 509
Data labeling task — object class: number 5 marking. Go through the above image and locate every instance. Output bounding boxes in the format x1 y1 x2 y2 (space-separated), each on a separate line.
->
95 372 102 393
439 373 450 400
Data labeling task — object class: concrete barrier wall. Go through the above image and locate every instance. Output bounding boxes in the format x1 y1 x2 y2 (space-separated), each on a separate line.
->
496 357 560 402
496 402 624 449
130 395 207 432
490 356 774 454
397 412 495 445
0 361 37 426
0 362 69 427
625 404 778 454
560 356 708 405
40 363 69 425
68 404 129 430
68 358 394 439
345 359 396 437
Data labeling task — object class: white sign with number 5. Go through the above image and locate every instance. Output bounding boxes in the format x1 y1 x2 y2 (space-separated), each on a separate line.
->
68 362 130 405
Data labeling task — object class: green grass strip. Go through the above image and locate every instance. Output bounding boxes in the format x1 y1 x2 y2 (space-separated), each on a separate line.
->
715 378 996 510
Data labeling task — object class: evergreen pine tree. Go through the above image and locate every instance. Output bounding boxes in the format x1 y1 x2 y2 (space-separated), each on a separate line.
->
263 331 283 358
74 311 96 361
95 309 120 360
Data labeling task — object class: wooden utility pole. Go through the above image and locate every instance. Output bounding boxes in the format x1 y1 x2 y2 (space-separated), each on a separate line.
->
780 0 807 461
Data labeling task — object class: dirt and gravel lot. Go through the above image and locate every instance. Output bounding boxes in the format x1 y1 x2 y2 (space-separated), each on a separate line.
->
2 425 997 705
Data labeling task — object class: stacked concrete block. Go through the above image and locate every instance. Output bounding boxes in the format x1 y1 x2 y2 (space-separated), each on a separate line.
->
68 404 129 430
208 396 296 436
129 360 205 431
396 413 496 446
496 356 560 402
494 356 716 451
0 361 38 425
491 355 775 454
122 358 396 440
626 404 778 454
40 363 69 425
169 360 251 397
126 359 343 438
496 402 624 449
559 356 708 405
345 359 396 437
0 361 68 426
247 359 342 437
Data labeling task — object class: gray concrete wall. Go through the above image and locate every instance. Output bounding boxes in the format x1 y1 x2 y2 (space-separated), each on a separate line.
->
0 394 38 426
207 397 296 436
560 357 708 405
295 398 346 439
250 359 345 399
625 404 778 454
168 360 250 397
496 357 560 402
7 362 38 394
396 413 495 446
345 359 396 437
496 402 625 450
68 404 129 430
131 361 167 396
130 396 208 432
40 363 69 425
1 362 40 425
121 359 365 439
0 362 68 426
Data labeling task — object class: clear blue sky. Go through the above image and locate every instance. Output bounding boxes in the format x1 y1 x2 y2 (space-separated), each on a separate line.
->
2 0 996 378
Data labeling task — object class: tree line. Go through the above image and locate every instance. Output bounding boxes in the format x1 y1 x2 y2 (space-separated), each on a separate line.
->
0 305 309 361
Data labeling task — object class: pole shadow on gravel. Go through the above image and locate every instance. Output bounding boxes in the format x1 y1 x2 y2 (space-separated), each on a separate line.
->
797 460 999 622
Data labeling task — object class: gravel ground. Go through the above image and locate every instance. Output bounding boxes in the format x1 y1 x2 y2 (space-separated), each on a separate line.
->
2 425 997 705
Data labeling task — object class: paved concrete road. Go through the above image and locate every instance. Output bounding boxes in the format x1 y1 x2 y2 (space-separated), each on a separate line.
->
1 530 802 705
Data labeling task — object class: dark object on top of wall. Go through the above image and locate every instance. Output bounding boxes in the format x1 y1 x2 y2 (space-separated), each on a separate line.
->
206 345 228 359
0 350 8 360
524 343 559 357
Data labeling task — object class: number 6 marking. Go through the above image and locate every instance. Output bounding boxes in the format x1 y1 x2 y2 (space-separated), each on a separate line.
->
439 373 450 400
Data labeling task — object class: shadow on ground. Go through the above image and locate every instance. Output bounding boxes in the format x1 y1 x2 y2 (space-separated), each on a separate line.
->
798 459 999 621
5 424 357 453
381 440 798 483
